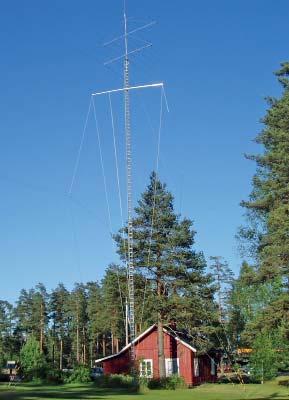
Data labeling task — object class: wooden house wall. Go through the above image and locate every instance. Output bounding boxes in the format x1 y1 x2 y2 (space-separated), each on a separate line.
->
103 352 130 375
102 327 216 386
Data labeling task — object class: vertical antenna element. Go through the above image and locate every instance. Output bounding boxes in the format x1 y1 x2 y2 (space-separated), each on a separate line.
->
124 11 135 364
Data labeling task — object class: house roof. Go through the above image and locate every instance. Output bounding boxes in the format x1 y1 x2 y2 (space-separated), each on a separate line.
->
95 324 196 364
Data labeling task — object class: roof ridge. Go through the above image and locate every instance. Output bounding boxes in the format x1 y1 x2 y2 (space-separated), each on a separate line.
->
95 323 196 364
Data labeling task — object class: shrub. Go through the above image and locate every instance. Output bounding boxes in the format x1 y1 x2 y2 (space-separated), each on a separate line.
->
147 375 186 390
94 374 139 391
0 374 10 382
65 365 91 383
218 373 260 384
20 336 47 380
279 379 289 387
30 377 43 385
45 369 64 384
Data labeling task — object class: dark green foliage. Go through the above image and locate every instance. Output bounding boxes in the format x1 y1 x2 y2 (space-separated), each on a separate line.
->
227 262 283 347
69 283 88 365
217 374 259 384
94 374 138 391
100 265 126 345
86 282 103 359
0 300 15 364
45 369 64 384
279 379 289 386
49 283 71 370
114 172 216 340
15 284 48 354
146 375 186 390
239 62 289 279
114 172 217 377
233 64 289 380
64 365 91 383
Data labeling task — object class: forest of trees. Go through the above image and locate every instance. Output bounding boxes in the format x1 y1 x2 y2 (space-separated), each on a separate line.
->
0 173 221 374
228 62 289 379
1 62 289 382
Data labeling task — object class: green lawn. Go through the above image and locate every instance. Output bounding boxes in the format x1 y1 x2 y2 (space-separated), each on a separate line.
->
0 380 289 400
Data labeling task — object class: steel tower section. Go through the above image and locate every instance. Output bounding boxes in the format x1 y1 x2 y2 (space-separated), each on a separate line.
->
123 11 135 363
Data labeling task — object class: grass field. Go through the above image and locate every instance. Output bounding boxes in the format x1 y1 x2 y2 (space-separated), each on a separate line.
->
0 380 289 400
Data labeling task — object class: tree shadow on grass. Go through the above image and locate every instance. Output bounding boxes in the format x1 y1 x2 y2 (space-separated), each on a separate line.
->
0 386 143 400
237 394 289 400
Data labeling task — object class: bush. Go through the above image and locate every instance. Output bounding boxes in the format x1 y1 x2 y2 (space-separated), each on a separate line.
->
65 365 91 383
0 373 10 382
94 374 139 391
20 336 47 380
218 373 260 384
30 377 44 385
147 375 186 390
45 369 64 384
94 373 186 391
279 379 289 387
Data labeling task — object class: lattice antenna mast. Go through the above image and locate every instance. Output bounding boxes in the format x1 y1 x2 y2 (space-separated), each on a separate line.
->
123 10 135 363
92 5 168 367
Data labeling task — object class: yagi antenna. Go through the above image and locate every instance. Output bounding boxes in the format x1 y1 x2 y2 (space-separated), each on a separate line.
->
103 10 155 67
103 21 156 47
104 44 152 66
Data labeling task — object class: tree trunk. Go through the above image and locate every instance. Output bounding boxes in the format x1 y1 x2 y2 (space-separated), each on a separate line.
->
40 302 44 352
83 326 86 364
52 343 55 368
96 336 99 355
102 335 106 357
157 279 166 378
111 331 114 355
125 298 129 346
157 317 166 378
60 339 63 371
90 342 93 368
76 311 80 363
116 338 119 353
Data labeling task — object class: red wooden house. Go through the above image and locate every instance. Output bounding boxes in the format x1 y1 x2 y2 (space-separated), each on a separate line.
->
95 324 217 386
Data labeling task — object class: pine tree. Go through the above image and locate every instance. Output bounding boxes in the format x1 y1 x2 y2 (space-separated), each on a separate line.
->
115 172 214 377
33 283 48 352
100 265 127 355
240 62 289 280
15 284 49 351
15 289 35 336
209 256 234 322
69 283 88 365
86 281 106 362
227 262 283 348
50 283 70 370
0 301 14 365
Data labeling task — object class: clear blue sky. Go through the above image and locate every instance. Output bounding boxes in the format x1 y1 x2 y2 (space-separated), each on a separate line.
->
1 0 288 303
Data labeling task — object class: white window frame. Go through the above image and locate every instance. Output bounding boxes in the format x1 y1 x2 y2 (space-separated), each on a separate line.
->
194 357 199 377
139 359 153 378
165 358 179 376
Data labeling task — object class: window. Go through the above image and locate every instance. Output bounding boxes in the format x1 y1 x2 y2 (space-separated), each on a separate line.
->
211 358 216 375
194 357 199 377
139 359 153 378
165 358 179 376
